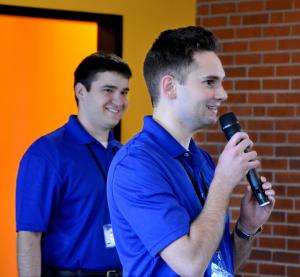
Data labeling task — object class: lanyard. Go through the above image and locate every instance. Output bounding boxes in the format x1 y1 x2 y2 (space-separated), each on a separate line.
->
86 144 107 182
178 157 207 207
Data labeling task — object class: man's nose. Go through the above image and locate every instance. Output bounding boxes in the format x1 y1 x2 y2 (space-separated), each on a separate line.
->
112 92 126 106
216 86 228 102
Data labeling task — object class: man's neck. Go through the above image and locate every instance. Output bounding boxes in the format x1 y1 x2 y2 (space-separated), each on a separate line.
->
77 115 109 148
152 112 192 150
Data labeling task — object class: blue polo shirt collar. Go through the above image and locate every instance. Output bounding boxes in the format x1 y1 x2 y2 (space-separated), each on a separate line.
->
64 115 117 148
143 116 198 158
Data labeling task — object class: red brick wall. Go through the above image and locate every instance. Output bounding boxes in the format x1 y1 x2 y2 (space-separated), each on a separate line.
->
196 0 300 276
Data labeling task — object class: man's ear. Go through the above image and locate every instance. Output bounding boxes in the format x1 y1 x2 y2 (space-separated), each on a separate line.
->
74 83 86 101
161 75 177 99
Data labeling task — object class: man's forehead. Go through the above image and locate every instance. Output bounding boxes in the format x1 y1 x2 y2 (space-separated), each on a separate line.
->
192 52 225 78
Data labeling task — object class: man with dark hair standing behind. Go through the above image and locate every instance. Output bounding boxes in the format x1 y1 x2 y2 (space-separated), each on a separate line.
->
107 26 275 276
16 52 131 277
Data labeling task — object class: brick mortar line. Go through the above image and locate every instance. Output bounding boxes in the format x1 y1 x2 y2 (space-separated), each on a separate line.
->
223 64 300 67
236 275 282 277
197 14 300 20
229 208 298 213
226 75 300 77
204 130 300 132
223 102 300 104
259 234 299 237
257 197 300 201
246 259 300 266
198 23 300 28
218 116 300 119
223 96 300 98
220 50 300 54
197 11 300 17
225 98 300 99
204 133 300 135
219 37 300 43
207 151 298 154
197 20 300 27
252 246 300 253
221 48 300 51
220 112 300 115
258 222 300 225
247 262 300 269
224 66 300 68
229 91 300 93
217 49 300 55
224 89 300 92
227 116 300 118
224 103 300 106
196 0 268 4
231 193 300 198
268 210 300 214
251 244 297 249
201 141 300 144
221 54 300 57
196 0 299 8
202 145 300 148
214 118 300 121
219 51 300 55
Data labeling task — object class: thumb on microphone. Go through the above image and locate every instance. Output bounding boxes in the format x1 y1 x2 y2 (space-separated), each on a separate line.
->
242 185 253 204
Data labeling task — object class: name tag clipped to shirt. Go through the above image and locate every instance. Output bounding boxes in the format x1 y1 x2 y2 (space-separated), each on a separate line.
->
103 224 116 248
211 262 233 277
211 250 233 277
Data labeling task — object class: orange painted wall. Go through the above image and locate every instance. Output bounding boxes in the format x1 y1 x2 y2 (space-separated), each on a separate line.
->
0 0 196 142
0 1 195 276
0 15 97 276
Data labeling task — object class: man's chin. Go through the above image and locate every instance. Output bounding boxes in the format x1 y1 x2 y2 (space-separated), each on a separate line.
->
107 119 121 130
200 117 218 129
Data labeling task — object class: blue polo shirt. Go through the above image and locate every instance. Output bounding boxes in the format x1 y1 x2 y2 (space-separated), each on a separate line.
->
107 116 234 276
16 115 122 271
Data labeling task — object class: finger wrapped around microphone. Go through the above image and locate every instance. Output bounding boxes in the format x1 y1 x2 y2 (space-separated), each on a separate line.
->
219 112 270 207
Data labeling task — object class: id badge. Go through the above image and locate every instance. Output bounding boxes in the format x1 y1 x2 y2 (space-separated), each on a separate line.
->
211 262 233 277
103 224 116 248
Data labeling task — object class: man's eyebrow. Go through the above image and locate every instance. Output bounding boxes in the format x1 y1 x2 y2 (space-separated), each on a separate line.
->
202 75 226 81
101 85 118 88
101 85 130 92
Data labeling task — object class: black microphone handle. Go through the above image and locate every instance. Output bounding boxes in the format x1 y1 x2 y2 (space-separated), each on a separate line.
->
219 112 270 207
246 169 270 207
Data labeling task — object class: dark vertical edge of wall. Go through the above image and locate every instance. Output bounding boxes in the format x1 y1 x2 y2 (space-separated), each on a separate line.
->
97 15 123 141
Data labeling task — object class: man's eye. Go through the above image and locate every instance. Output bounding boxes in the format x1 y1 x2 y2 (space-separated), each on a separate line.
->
103 88 113 93
205 80 215 87
122 90 129 96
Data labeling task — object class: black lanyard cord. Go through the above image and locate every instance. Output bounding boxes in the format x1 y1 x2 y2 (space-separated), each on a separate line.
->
199 171 208 197
178 157 207 207
86 144 107 182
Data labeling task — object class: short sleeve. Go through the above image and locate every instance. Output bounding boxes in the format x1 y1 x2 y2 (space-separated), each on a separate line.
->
16 150 62 232
109 148 190 257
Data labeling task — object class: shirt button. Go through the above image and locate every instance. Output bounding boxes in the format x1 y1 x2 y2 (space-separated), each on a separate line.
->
184 152 189 157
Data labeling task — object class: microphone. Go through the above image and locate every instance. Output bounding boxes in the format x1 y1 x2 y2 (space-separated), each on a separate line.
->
219 112 270 207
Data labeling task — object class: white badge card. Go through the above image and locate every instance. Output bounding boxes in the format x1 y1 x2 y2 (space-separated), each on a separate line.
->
103 224 116 248
211 262 233 277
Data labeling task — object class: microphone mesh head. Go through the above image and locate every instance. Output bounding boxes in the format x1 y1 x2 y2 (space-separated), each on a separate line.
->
219 112 238 130
219 112 241 141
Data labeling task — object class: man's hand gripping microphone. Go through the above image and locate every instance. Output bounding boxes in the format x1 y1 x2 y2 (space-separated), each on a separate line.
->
219 112 270 207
